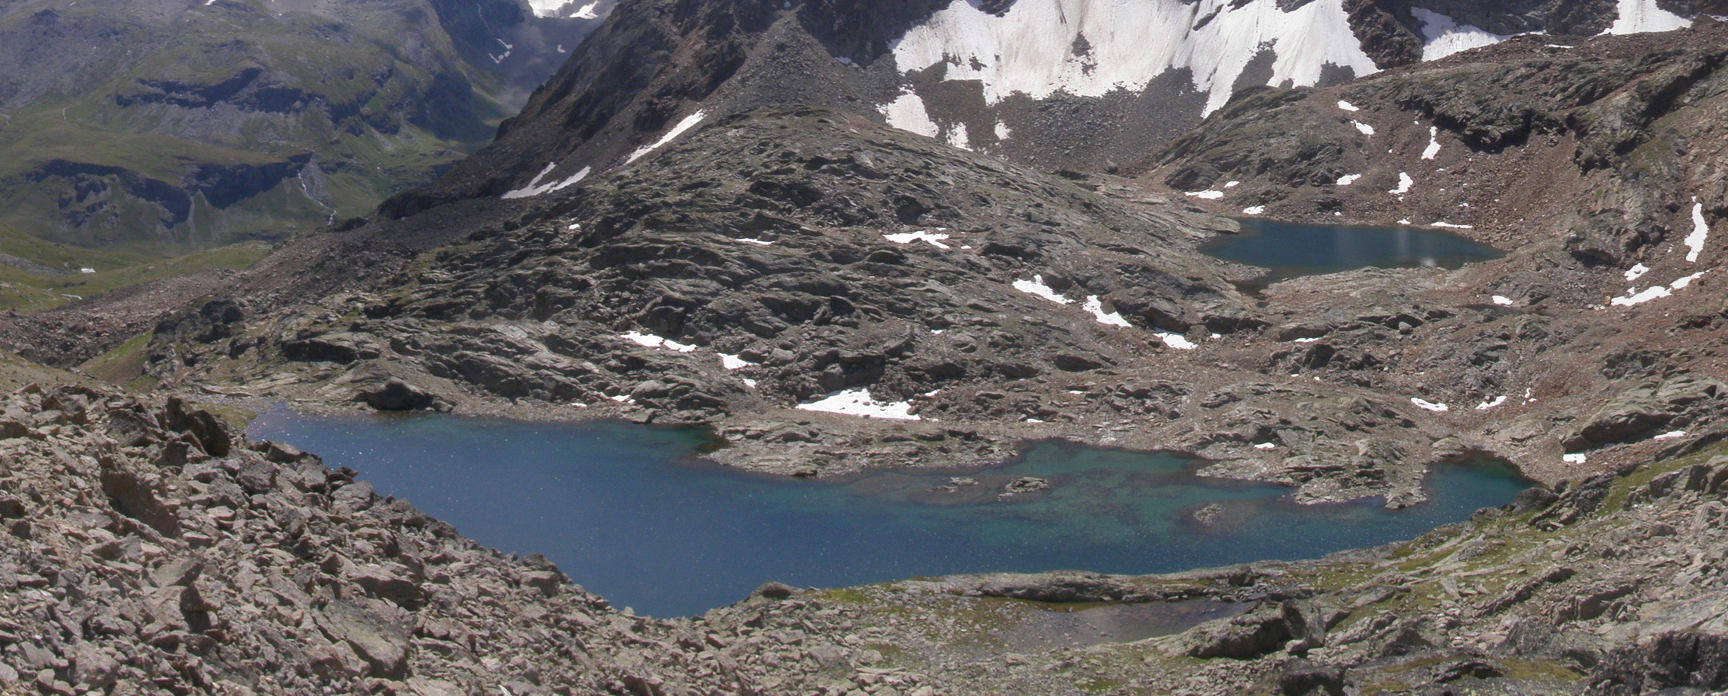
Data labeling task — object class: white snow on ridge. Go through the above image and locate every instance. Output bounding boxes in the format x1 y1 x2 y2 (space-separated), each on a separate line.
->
1083 295 1132 327
890 0 1379 117
797 387 921 421
1413 9 1510 61
1686 198 1709 262
527 0 605 19
1608 0 1691 34
1013 275 1072 305
502 163 591 199
625 111 708 165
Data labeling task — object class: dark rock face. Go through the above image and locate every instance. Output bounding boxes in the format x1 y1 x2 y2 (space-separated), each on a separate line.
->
359 378 450 412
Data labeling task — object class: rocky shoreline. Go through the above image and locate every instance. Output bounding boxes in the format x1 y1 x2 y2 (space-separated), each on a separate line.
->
4 379 1727 694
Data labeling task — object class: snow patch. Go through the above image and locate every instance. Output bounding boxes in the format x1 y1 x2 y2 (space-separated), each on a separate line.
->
1608 0 1691 34
881 91 940 139
719 354 756 370
1389 172 1414 196
625 111 707 165
1186 189 1226 200
1671 270 1706 289
1336 173 1362 186
1013 275 1071 305
884 230 952 249
1476 395 1507 410
1492 295 1514 306
1653 430 1688 441
1242 205 1266 215
1082 296 1132 327
796 387 921 421
1352 121 1375 136
1336 100 1359 112
1612 270 1707 306
1611 286 1671 306
622 331 697 353
1563 453 1587 464
1431 221 1473 229
1625 263 1650 281
502 164 591 200
1156 330 1196 350
995 122 1012 140
733 237 775 246
1410 397 1449 412
1413 9 1510 61
1254 442 1278 450
945 122 973 150
1686 198 1709 262
890 0 1379 117
1421 126 1442 160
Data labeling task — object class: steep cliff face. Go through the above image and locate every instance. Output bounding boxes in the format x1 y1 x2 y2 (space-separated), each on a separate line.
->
0 0 608 250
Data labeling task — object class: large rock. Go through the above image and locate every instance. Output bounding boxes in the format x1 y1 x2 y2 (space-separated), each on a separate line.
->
1563 376 1727 451
358 379 448 412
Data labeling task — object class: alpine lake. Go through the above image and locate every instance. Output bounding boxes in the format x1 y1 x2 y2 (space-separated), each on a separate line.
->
249 219 1520 618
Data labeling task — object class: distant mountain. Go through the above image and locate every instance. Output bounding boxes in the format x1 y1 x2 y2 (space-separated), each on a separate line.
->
398 0 1720 215
0 0 610 250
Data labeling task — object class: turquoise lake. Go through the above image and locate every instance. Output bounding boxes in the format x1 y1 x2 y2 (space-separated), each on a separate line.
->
1202 218 1502 287
248 411 1531 617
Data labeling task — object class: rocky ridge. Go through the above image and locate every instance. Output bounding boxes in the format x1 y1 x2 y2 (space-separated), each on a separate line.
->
0 0 606 249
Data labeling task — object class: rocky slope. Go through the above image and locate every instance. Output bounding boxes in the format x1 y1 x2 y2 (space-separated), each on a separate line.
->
1147 19 1728 486
0 0 607 250
395 0 1717 215
11 17 1710 509
3 378 1727 694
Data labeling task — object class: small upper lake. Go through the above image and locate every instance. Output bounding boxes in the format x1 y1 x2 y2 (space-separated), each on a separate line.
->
1202 219 1502 287
249 411 1529 617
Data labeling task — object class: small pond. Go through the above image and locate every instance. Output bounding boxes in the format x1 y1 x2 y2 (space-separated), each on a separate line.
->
1202 218 1502 288
249 411 1529 617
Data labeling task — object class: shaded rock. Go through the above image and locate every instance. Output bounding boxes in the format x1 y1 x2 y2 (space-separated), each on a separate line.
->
359 378 448 412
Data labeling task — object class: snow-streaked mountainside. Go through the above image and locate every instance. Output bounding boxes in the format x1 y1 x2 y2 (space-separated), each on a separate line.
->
888 0 1377 119
400 0 1713 213
527 0 617 19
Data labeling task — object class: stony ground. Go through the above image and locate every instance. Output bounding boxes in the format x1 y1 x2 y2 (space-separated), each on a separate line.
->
3 379 1726 695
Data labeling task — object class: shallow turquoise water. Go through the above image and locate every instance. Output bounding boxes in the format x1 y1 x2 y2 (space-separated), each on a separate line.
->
1202 218 1502 286
249 411 1530 617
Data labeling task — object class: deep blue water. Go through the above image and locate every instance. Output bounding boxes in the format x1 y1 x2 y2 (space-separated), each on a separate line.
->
249 411 1530 617
1202 219 1502 286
